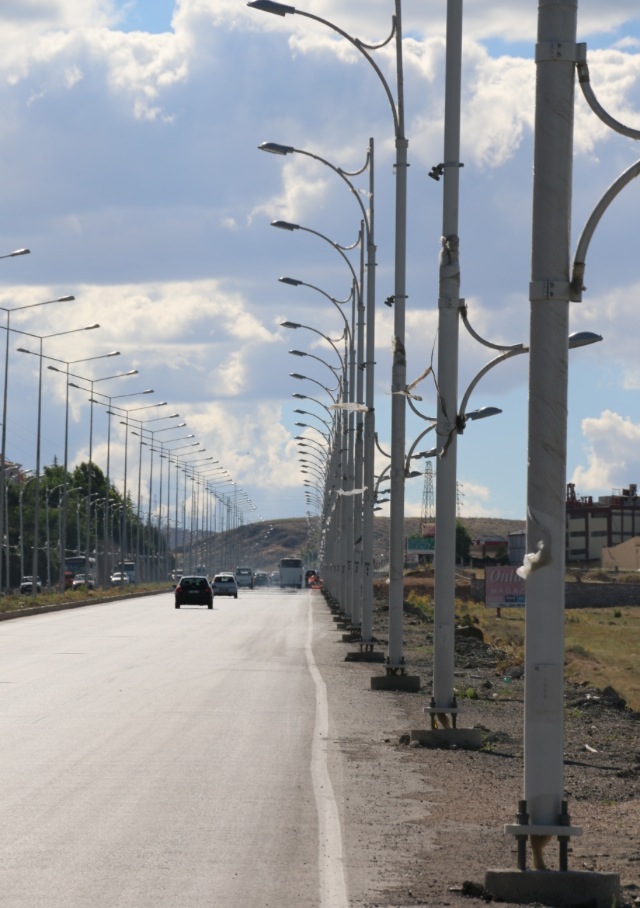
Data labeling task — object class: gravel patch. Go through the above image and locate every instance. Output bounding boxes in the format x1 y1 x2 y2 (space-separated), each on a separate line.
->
315 592 640 908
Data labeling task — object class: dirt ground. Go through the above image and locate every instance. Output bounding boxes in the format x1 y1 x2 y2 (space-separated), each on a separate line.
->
315 589 640 908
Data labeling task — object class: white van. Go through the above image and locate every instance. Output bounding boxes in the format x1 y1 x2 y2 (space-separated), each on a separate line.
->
235 566 254 589
279 557 303 589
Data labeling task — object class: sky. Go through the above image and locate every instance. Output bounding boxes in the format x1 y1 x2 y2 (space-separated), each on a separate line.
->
0 0 639 531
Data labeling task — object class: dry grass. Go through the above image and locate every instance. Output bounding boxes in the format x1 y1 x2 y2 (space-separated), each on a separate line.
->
403 591 640 712
473 603 640 710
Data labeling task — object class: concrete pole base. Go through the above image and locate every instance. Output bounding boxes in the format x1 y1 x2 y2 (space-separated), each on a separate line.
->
370 673 421 692
484 870 620 908
345 650 385 663
410 727 483 749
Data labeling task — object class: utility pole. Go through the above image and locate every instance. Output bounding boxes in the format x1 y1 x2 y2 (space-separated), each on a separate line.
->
487 1 619 901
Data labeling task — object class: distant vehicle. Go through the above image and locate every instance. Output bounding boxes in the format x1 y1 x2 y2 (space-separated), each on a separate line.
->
305 569 318 588
20 576 42 594
121 561 136 583
65 556 95 577
174 575 213 609
72 574 95 591
235 567 254 589
279 557 304 589
212 573 238 599
253 571 269 587
110 572 130 586
269 571 280 584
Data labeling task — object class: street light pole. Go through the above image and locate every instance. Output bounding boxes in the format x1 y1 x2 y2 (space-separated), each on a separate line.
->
0 291 73 588
117 399 164 579
250 0 409 676
66 369 139 580
16 320 98 593
42 351 121 588
431 0 464 722
504 0 581 874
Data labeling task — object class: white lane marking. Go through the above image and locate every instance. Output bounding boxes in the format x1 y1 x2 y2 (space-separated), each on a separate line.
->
305 601 349 908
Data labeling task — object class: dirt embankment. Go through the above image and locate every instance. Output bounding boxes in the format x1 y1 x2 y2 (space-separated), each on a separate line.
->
323 587 640 908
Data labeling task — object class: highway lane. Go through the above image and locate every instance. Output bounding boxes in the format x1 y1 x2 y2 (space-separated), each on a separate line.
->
0 588 348 907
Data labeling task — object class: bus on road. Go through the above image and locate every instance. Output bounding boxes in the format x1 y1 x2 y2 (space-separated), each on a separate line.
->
279 557 303 589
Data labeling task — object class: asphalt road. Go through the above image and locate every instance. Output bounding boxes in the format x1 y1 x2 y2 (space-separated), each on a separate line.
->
0 588 350 908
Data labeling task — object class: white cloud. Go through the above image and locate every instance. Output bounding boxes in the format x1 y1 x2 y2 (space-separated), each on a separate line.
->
572 409 640 492
1 1 640 524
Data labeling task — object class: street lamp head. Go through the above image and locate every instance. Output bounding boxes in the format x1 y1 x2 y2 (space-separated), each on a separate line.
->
3 248 31 258
290 373 306 380
292 394 307 400
258 142 294 155
289 350 306 357
279 277 302 287
85 323 100 330
465 406 503 422
56 295 75 303
271 219 299 231
568 330 603 349
281 321 300 329
247 0 295 14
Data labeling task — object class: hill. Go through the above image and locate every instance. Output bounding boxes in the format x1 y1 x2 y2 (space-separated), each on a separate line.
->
195 515 525 573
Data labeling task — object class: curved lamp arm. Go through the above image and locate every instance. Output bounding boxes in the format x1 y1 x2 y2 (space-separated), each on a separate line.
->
576 45 640 141
404 423 437 474
374 431 390 460
570 158 640 300
248 1 400 136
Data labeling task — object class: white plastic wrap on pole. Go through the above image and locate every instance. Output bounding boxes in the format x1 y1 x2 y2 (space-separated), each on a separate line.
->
524 0 577 829
433 0 463 710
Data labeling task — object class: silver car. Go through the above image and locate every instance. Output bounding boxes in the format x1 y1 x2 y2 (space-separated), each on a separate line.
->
211 573 238 599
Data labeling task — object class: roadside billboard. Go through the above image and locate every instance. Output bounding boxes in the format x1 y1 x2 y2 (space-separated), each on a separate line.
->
406 537 435 555
485 565 525 608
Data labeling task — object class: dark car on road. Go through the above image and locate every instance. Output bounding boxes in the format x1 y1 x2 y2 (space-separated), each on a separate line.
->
175 575 213 609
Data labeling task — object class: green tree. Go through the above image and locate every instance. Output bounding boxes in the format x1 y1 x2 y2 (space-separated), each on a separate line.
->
456 520 472 564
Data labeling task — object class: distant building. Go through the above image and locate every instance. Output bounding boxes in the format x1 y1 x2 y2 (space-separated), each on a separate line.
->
470 534 508 562
601 537 640 572
566 482 640 563
508 531 526 566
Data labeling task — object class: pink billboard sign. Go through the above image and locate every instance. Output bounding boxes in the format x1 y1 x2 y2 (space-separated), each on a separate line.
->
485 566 526 608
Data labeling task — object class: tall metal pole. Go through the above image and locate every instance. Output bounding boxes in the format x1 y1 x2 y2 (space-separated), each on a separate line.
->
85 380 95 581
361 138 377 647
30 338 44 592
522 0 578 847
120 413 129 575
387 0 408 670
0 310 11 590
432 0 464 719
60 367 71 589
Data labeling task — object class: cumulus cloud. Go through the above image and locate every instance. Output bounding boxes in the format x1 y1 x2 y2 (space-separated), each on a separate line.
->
1 1 640 522
572 409 640 492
